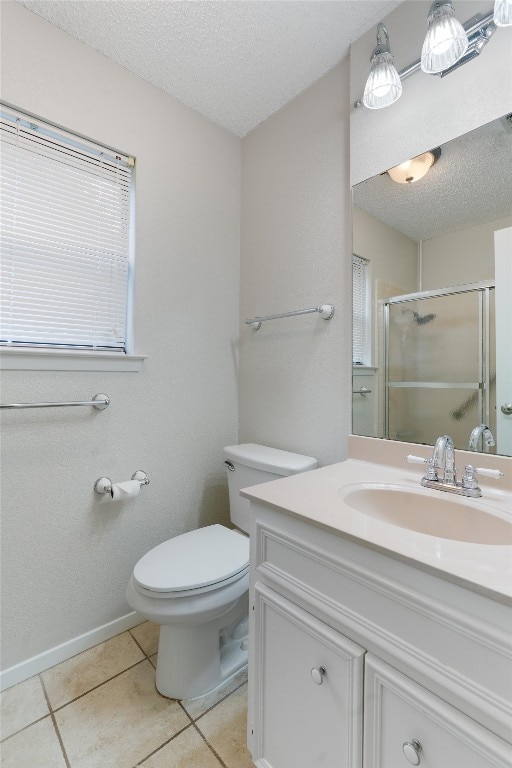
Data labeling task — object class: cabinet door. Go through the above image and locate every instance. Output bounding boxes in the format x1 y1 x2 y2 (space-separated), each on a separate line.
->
252 583 364 768
364 655 512 768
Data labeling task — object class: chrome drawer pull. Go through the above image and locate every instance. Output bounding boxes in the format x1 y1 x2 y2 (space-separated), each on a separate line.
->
402 739 422 765
311 666 326 685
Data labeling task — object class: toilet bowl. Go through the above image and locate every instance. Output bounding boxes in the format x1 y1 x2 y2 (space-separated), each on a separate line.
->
126 444 317 700
126 524 249 700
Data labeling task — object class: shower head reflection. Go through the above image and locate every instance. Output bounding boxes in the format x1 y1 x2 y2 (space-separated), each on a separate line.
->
400 308 437 326
414 311 436 325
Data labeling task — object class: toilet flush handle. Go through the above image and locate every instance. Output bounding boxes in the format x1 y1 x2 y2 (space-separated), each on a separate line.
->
224 460 235 471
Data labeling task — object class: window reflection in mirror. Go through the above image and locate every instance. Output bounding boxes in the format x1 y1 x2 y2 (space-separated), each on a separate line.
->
351 114 512 456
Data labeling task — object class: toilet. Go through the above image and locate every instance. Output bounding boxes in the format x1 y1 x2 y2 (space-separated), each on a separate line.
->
126 443 317 700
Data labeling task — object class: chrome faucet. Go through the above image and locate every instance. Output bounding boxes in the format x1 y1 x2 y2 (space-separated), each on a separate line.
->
432 434 457 486
468 424 495 452
406 433 504 497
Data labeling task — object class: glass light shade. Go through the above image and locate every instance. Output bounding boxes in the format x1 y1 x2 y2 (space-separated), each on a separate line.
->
387 151 437 184
362 52 402 110
421 2 469 74
494 0 512 26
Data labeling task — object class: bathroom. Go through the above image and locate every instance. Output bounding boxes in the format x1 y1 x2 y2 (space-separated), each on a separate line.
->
1 1 511 767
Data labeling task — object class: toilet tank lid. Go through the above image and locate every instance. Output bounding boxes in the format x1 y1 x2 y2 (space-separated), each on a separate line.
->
223 444 317 475
133 525 249 593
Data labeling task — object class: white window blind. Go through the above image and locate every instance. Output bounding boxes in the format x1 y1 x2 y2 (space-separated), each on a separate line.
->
352 254 369 365
0 106 134 352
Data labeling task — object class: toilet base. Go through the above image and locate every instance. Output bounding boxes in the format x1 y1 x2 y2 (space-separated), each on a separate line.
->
155 592 249 700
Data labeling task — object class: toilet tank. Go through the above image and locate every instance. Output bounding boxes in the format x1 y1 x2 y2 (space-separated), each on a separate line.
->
223 444 317 533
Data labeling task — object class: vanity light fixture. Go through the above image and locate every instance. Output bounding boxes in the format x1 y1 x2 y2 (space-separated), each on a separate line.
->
362 23 402 109
421 1 468 74
387 148 441 184
494 0 512 26
356 8 503 109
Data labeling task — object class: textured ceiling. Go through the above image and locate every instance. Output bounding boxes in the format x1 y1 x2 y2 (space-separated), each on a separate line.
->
353 115 512 242
18 0 399 136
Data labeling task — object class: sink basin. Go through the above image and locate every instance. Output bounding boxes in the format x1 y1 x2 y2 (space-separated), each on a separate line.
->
341 485 512 545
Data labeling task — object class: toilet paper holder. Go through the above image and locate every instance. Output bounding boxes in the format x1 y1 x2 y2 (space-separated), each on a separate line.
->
94 470 150 495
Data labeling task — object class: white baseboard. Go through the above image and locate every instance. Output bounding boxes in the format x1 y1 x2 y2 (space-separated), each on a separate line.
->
0 612 145 692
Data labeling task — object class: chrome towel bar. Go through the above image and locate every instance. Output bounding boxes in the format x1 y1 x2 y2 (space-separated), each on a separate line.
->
0 393 110 410
245 304 334 330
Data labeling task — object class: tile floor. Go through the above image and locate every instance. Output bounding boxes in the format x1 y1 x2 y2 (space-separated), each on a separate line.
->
0 622 254 768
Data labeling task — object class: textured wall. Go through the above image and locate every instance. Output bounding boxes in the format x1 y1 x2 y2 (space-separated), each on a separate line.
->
422 215 512 290
353 205 418 360
239 61 352 467
0 2 240 669
350 1 512 185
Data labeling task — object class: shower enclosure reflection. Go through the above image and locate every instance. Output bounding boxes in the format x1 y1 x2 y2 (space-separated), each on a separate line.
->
384 283 495 450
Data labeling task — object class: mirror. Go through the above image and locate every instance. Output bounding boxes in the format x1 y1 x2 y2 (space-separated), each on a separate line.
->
352 114 512 456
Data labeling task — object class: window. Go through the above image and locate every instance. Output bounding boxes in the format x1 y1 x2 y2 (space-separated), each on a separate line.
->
352 254 369 365
0 105 134 356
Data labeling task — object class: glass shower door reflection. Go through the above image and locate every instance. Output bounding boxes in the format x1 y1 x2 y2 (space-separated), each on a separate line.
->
385 286 494 450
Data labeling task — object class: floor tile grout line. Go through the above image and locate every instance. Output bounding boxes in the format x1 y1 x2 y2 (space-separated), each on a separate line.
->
0 713 51 744
130 695 196 765
178 699 195 724
40 676 72 768
192 678 248 722
0 655 152 744
128 627 156 660
134 720 195 766
192 721 230 768
51 657 149 713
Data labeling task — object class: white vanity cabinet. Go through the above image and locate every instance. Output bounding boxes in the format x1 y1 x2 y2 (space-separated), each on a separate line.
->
253 583 364 767
364 655 511 768
247 501 512 768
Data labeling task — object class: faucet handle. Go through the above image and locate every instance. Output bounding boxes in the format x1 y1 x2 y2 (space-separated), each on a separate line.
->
424 458 438 481
406 455 428 465
407 455 437 480
461 465 503 497
474 467 504 479
461 465 478 491
462 465 503 492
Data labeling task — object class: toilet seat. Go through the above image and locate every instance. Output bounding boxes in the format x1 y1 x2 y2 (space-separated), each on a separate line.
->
133 524 249 597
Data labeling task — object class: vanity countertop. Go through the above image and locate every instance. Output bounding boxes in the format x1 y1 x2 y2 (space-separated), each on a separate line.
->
241 449 512 605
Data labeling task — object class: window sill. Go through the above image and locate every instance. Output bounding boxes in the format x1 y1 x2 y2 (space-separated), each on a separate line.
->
0 348 146 372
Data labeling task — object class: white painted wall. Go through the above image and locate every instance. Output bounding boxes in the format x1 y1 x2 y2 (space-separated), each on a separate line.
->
422 214 512 290
353 205 418 361
350 1 512 185
239 61 352 467
352 206 418 437
353 207 418 294
0 2 240 671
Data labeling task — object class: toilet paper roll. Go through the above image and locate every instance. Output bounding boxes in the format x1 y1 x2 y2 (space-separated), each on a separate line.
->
110 480 140 501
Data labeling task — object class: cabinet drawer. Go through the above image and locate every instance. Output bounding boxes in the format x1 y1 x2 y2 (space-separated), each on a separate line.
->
364 655 512 768
252 583 365 768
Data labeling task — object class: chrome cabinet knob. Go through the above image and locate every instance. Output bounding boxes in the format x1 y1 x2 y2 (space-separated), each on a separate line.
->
311 666 326 685
402 739 422 765
501 403 512 415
